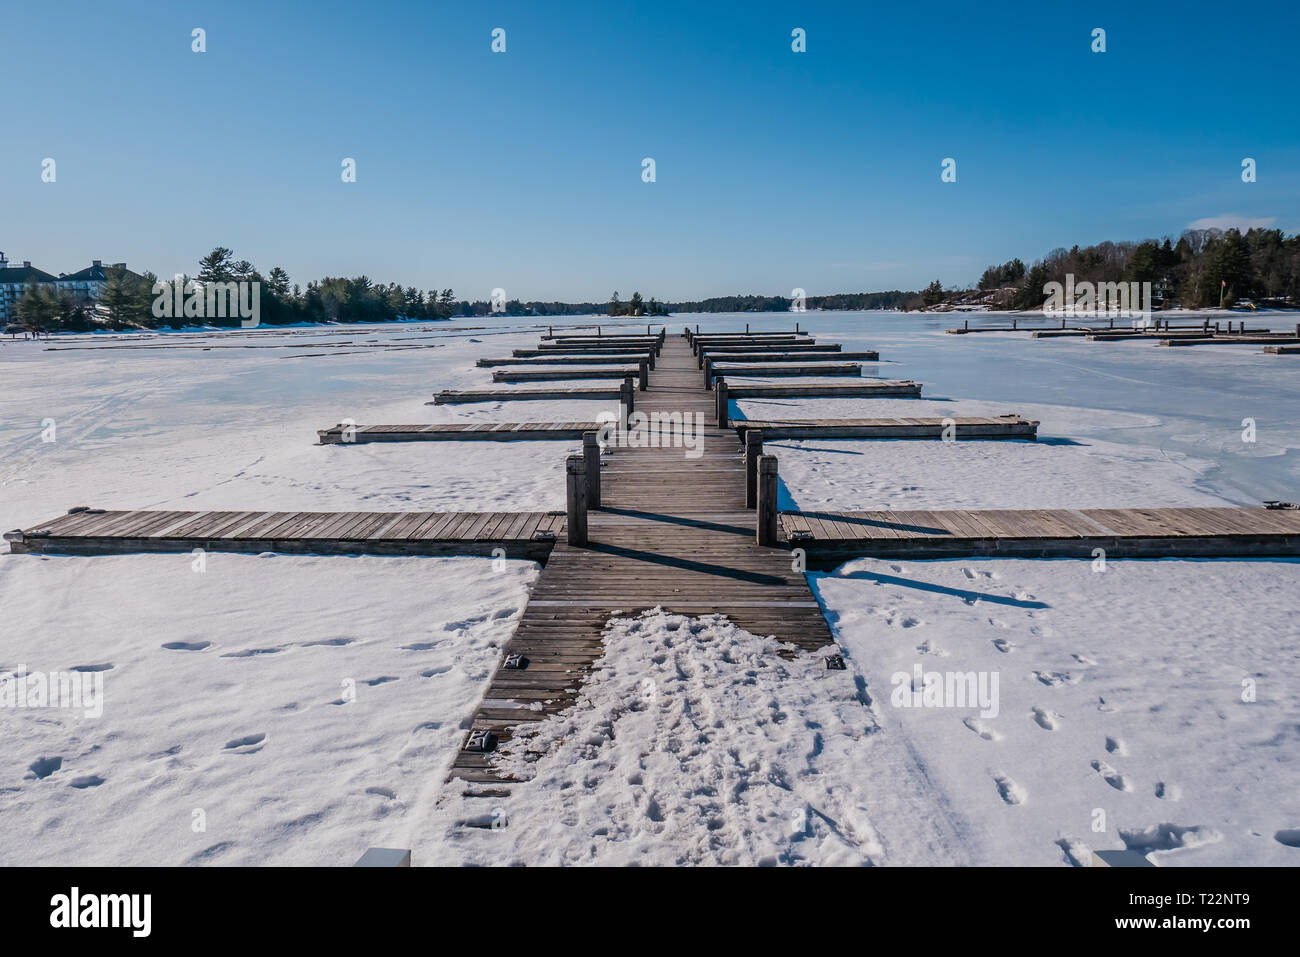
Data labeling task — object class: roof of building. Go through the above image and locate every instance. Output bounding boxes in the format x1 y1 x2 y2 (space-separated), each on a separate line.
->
58 262 139 282
0 264 59 285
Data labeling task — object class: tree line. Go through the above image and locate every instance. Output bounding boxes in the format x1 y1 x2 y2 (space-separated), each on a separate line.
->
979 228 1300 310
14 228 1297 335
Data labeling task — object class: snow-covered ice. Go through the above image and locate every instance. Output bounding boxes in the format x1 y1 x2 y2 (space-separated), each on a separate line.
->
3 313 1299 865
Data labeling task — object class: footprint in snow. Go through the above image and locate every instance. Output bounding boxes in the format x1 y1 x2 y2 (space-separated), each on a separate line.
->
1034 670 1078 687
963 717 1001 741
1091 759 1131 791
223 733 266 753
1273 829 1300 848
992 772 1026 805
161 641 210 652
26 756 63 780
1105 736 1127 756
1031 707 1060 730
992 638 1013 653
1155 781 1181 801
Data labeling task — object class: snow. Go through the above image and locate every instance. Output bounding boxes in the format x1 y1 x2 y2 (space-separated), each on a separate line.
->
4 312 1300 866
426 609 886 866
0 552 535 865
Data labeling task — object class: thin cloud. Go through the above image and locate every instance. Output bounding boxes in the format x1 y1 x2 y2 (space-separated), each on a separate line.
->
1187 214 1277 231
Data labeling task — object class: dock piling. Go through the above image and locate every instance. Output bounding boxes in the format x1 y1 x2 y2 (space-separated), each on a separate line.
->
756 455 778 546
745 430 763 509
715 377 728 427
565 455 588 546
638 359 649 391
582 431 601 508
620 376 635 416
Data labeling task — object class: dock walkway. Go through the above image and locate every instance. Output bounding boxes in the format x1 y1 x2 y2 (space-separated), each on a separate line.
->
448 335 835 783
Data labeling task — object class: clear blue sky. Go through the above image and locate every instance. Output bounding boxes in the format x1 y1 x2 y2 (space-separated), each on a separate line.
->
2 0 1296 300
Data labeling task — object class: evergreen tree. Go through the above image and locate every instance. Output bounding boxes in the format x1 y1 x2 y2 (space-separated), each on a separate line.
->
197 247 236 283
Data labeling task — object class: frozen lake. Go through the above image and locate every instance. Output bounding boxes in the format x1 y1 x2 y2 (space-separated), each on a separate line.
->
2 311 1297 866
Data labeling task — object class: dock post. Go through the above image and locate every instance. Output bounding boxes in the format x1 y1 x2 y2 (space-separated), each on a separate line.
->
746 322 750 333
1061 317 1066 329
703 357 713 388
548 325 552 338
1295 323 1299 337
565 455 588 546
646 347 654 369
1012 318 1017 330
638 359 649 391
964 319 968 330
621 376 635 417
1202 319 1208 333
1214 321 1220 333
715 377 728 427
756 455 778 546
745 430 763 508
582 431 601 508
795 321 800 333
1109 317 1114 329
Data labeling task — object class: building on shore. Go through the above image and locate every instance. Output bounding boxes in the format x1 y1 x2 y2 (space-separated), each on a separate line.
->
0 252 143 322
0 253 58 322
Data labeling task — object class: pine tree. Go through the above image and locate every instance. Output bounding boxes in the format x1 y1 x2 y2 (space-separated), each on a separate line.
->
197 247 235 283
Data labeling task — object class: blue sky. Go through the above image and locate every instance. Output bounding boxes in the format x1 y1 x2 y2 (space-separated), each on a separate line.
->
2 0 1296 300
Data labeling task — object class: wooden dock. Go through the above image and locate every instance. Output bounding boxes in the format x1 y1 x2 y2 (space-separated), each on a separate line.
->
691 335 809 351
781 506 1300 566
709 362 862 381
433 386 622 404
733 415 1038 441
477 354 649 367
694 342 838 354
1157 335 1300 347
536 341 660 353
318 422 605 443
701 351 878 365
493 367 641 383
448 335 835 784
1264 345 1300 354
4 508 566 559
514 346 651 357
726 380 922 398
